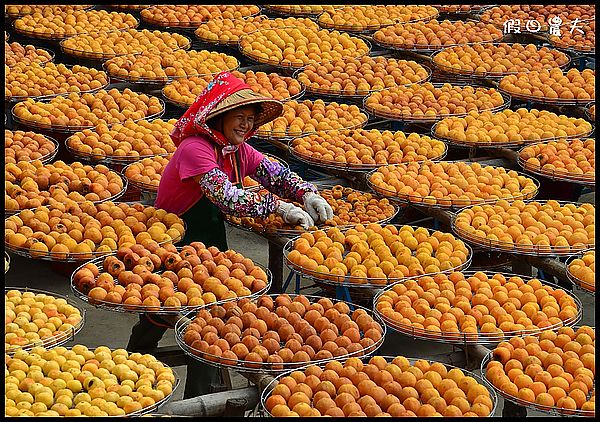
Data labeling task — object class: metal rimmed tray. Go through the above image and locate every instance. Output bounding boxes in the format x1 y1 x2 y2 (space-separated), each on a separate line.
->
193 14 275 47
262 5 341 18
480 334 594 418
5 210 185 263
4 172 129 217
225 183 403 237
498 83 595 107
431 119 594 149
363 84 511 124
5 70 110 103
430 42 571 79
5 251 10 274
585 102 595 122
13 16 139 41
517 139 595 186
253 115 368 144
5 287 86 355
5 5 95 19
366 162 540 211
5 45 55 68
175 293 386 375
372 20 504 53
283 224 473 290
261 354 499 417
237 26 372 72
292 62 432 101
5 133 60 165
316 6 440 34
121 155 172 193
433 4 493 15
565 253 595 296
451 200 595 257
70 250 272 315
102 56 239 87
373 271 583 346
11 98 166 134
59 32 192 61
140 6 262 30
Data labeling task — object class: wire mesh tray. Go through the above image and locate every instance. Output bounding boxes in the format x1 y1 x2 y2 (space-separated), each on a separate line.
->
451 200 595 257
316 8 440 34
174 293 386 375
292 64 432 100
517 140 595 186
480 345 594 417
10 133 60 165
12 17 139 41
65 139 174 167
5 251 10 274
288 132 448 173
4 172 129 217
5 45 55 68
261 354 499 417
140 6 262 29
429 43 571 79
283 225 473 289
103 58 239 87
70 252 272 315
366 162 540 211
121 157 171 193
565 254 595 296
548 34 596 56
5 77 111 104
433 5 493 15
5 215 185 263
431 120 594 149
498 84 595 106
253 116 368 144
59 33 192 61
11 99 166 134
5 5 95 19
5 286 86 355
363 86 511 124
262 5 341 18
237 27 372 72
373 271 582 346
225 185 403 237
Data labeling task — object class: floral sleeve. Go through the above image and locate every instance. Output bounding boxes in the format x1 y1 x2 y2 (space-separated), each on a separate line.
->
199 168 279 217
251 157 317 203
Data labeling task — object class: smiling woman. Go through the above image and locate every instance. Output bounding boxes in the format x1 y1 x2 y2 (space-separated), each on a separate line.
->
127 71 334 398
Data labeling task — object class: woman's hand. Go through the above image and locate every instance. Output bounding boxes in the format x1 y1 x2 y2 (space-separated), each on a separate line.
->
303 192 334 224
276 202 314 229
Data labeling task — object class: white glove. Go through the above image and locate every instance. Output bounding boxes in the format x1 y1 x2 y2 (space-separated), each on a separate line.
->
276 202 315 229
303 192 334 224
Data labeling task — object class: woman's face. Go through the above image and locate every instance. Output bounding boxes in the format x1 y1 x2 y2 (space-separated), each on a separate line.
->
221 105 257 145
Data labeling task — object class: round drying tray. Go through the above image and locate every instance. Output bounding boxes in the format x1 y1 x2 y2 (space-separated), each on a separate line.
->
70 252 272 315
261 354 499 417
5 46 55 68
174 293 386 375
5 75 110 104
5 219 185 263
65 137 174 167
498 85 595 107
13 18 139 41
59 33 192 61
253 116 368 144
548 34 596 57
140 6 262 30
5 251 10 274
480 342 594 417
565 254 595 296
5 5 95 19
431 120 594 149
366 162 540 211
363 85 511 124
262 5 342 18
237 27 372 72
373 271 583 346
12 99 166 134
517 140 595 187
15 133 60 165
451 200 595 257
225 184 403 238
288 135 448 173
429 43 571 80
292 64 432 101
5 286 86 355
585 102 595 122
4 172 129 217
283 226 473 290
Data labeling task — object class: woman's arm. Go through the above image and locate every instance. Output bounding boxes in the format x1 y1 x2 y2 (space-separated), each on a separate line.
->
194 168 278 217
251 157 318 203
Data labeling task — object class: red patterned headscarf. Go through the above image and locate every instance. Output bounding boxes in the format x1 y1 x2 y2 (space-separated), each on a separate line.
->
170 71 282 176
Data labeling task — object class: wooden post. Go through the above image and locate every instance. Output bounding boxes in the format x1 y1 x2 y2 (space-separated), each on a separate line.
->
159 386 259 417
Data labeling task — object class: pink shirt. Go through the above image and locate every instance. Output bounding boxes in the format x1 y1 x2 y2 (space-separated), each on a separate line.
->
154 136 264 215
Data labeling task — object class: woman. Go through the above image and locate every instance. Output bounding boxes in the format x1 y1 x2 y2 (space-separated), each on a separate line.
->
127 71 333 397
